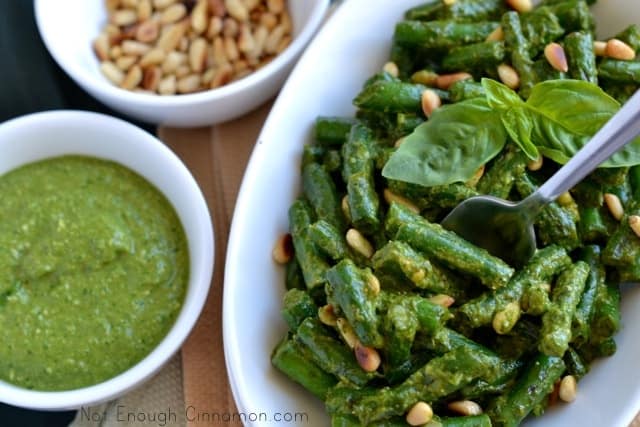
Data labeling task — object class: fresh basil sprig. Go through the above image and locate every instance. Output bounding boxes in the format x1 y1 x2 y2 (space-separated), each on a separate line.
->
383 78 640 187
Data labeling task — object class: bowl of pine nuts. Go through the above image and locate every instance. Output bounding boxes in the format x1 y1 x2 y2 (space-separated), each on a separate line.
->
34 0 330 127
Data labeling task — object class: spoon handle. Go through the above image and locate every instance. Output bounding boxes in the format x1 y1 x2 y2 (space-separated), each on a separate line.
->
531 89 640 206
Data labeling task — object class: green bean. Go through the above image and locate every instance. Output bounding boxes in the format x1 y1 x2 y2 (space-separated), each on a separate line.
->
459 245 570 328
372 241 467 298
522 6 565 57
439 0 505 22
598 59 640 84
547 0 594 33
532 57 566 83
603 205 640 267
601 82 639 104
302 162 346 231
331 414 408 427
384 202 423 238
282 289 317 331
387 180 479 210
502 11 535 97
590 282 621 343
578 206 609 243
493 318 540 359
289 198 330 290
571 245 603 346
487 354 565 427
307 220 349 261
449 79 486 102
315 116 356 147
427 415 493 427
326 259 384 348
477 146 527 198
382 301 420 367
271 338 338 399
521 282 550 316
354 80 426 114
404 1 442 21
539 261 589 357
296 318 376 386
564 346 589 379
564 31 598 84
394 20 499 49
285 258 305 291
395 218 514 290
442 41 505 71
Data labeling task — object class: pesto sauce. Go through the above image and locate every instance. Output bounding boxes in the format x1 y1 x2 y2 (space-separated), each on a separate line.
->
0 156 189 391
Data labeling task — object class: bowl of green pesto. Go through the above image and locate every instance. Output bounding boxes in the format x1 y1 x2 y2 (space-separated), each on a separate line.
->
0 110 214 410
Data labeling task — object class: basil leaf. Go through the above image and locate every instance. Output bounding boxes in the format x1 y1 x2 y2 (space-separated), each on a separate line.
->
382 98 507 186
500 107 539 160
482 78 524 111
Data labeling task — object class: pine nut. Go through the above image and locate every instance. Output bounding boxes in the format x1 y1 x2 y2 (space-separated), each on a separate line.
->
366 273 381 296
106 0 121 12
411 70 439 86
594 40 607 56
223 17 239 37
121 65 143 89
443 0 456 5
160 3 187 24
202 67 216 85
238 24 255 53
606 38 636 60
382 61 399 78
122 0 139 8
153 0 176 9
272 233 293 264
486 26 504 42
557 191 574 207
137 0 152 21
428 294 455 308
406 402 433 426
224 36 240 61
604 193 624 221
142 66 162 91
140 47 165 66
213 36 228 66
210 63 233 88
629 215 640 238
383 189 420 214
267 0 284 14
265 25 287 55
421 89 441 118
354 343 381 373
506 0 532 13
346 229 374 259
249 25 268 59
178 36 190 52
233 59 250 74
115 55 138 71
208 0 226 16
110 45 123 59
341 195 351 222
157 22 187 52
162 50 187 73
189 37 208 72
497 63 520 89
111 9 138 26
545 42 569 72
122 40 151 56
336 317 359 349
191 0 209 34
527 155 543 171
225 0 249 21
175 64 191 78
100 61 125 85
448 400 483 416
136 20 159 43
177 74 201 93
260 12 278 31
208 16 224 39
158 74 177 95
318 305 337 327
436 72 472 90
559 375 577 403
243 0 261 11
280 11 292 33
93 34 111 61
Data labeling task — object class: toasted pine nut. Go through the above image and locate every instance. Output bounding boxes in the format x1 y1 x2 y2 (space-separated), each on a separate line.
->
527 155 543 171
492 301 521 335
486 26 504 42
604 193 624 221
238 24 255 53
115 55 138 71
318 305 337 327
544 42 569 72
224 36 240 61
629 215 640 238
210 63 234 88
162 50 186 73
177 74 201 93
140 47 165 66
497 63 520 89
160 3 187 24
100 61 125 85
559 375 577 403
443 0 456 5
223 17 239 37
205 17 222 39
191 0 209 34
153 0 176 9
341 195 351 222
346 229 374 259
158 74 177 95
122 40 151 56
354 343 381 373
121 0 139 8
466 164 485 187
506 0 532 13
212 37 228 65
336 317 359 349
157 22 187 52
189 37 208 72
406 402 433 426
121 65 143 89
137 0 152 21
142 66 162 91
448 400 483 416
367 273 381 296
225 0 249 21
265 24 287 55
429 294 455 308
557 191 574 207
272 233 293 264
383 61 399 78
135 20 159 43
111 9 138 26
411 70 439 86
594 40 607 56
93 34 111 61
208 0 226 16
249 25 268 59
436 72 472 90
267 0 284 14
280 10 292 33
260 12 278 31
175 64 191 78
606 38 636 60
421 89 441 118
383 189 420 214
110 45 123 59
243 0 261 11
106 0 121 12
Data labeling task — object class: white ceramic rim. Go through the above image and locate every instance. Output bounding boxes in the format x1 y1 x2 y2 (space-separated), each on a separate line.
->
0 110 214 410
33 0 330 109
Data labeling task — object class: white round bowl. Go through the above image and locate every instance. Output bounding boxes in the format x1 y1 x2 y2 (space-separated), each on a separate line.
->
0 110 214 410
33 0 330 127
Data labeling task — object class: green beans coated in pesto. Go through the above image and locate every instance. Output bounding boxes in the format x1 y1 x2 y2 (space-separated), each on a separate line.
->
273 1 639 424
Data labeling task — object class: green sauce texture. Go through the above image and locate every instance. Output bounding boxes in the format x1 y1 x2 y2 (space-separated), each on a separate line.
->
0 156 189 390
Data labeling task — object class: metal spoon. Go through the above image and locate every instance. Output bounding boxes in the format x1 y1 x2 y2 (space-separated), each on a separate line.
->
441 89 640 267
